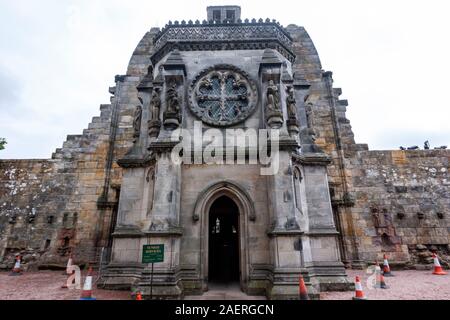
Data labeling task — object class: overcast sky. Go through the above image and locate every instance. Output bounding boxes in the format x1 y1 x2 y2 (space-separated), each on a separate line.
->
1 0 449 159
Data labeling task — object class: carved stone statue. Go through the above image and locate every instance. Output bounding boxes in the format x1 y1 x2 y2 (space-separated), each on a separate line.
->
133 105 142 141
150 88 161 121
166 81 180 114
286 86 297 119
265 80 283 129
286 86 299 137
148 88 162 138
266 80 281 112
305 102 314 129
163 80 181 130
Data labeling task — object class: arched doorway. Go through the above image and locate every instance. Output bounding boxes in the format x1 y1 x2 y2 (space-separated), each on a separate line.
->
208 196 240 284
194 180 255 292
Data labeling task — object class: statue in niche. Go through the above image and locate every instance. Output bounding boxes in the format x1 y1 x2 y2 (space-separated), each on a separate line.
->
286 86 299 136
150 88 161 121
163 80 181 130
266 80 281 112
132 105 142 142
166 80 180 114
148 88 162 137
286 86 297 119
305 102 314 129
265 80 283 129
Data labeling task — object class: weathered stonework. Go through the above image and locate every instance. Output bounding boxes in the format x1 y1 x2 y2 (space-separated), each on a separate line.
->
1 6 448 299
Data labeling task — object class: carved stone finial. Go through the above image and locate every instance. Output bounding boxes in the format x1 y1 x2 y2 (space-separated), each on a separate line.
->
261 48 282 65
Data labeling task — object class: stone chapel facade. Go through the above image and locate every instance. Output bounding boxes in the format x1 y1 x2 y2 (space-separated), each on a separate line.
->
0 6 449 299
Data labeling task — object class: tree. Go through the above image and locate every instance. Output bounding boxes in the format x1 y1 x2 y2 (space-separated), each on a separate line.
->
0 138 6 151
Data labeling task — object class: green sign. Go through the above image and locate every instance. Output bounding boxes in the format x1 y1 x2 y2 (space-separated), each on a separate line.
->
142 244 164 263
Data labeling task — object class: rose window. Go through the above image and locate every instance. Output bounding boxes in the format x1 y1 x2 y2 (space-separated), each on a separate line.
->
188 65 258 126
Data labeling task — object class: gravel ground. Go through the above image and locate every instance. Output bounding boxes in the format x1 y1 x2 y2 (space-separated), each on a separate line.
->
0 270 130 300
1 269 449 300
321 269 450 300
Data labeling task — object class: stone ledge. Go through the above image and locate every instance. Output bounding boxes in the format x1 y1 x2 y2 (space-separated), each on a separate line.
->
112 226 144 238
305 228 340 236
144 229 184 237
117 155 155 168
267 229 304 237
292 152 332 166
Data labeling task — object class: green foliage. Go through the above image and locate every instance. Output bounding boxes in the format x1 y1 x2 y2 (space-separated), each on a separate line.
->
0 138 6 150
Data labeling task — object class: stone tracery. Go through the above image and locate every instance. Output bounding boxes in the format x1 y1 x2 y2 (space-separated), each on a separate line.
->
189 65 258 126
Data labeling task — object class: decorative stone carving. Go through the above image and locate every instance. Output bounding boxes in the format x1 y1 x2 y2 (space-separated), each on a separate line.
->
299 101 323 152
148 88 162 138
305 102 315 130
370 206 401 246
151 23 295 65
166 81 180 113
163 81 181 130
286 86 299 136
188 65 258 126
132 105 142 142
286 87 297 119
265 80 283 129
267 80 281 112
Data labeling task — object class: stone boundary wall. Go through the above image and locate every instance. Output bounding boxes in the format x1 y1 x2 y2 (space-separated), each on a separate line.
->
0 102 116 270
342 149 450 267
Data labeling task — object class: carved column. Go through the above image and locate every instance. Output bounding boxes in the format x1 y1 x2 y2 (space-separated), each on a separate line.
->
134 49 187 299
259 49 306 299
292 153 351 292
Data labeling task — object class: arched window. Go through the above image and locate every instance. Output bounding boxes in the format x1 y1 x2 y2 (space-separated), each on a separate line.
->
293 167 303 213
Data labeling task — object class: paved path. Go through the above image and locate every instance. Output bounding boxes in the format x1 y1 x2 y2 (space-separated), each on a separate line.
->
1 270 449 300
321 269 450 300
0 270 130 300
185 282 266 300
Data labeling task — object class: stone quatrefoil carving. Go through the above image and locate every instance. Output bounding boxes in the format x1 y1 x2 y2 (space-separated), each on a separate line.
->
189 65 258 126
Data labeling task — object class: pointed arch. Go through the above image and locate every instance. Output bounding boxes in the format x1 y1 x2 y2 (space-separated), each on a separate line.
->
193 180 255 292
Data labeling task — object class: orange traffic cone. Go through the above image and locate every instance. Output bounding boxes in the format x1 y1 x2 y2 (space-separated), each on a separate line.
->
62 254 74 288
432 253 447 275
352 276 367 300
80 267 96 300
382 254 394 277
299 276 309 300
9 255 22 276
378 273 389 289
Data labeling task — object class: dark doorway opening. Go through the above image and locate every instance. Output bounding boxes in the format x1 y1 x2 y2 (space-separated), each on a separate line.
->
208 196 240 284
